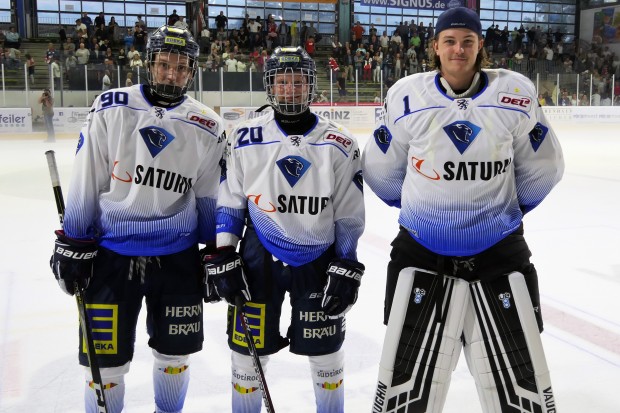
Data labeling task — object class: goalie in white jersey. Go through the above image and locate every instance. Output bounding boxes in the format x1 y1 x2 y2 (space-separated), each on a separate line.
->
49 26 227 413
203 46 365 413
363 8 564 413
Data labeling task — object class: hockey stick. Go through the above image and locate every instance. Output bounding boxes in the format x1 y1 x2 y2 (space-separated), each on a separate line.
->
45 150 108 413
235 296 276 413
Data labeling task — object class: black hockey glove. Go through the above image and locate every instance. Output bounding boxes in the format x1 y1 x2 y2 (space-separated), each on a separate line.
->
50 230 97 296
322 259 365 317
202 247 251 305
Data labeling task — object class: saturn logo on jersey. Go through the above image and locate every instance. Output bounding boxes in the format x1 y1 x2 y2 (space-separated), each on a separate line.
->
247 194 277 213
411 156 440 181
139 126 176 157
276 155 311 187
443 121 481 155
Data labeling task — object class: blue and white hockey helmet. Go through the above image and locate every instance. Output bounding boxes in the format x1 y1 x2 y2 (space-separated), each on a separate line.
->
264 46 317 115
145 25 199 100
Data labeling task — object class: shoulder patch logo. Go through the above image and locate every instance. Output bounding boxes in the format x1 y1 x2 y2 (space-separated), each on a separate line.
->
528 122 548 152
443 121 481 154
373 125 392 154
323 132 353 153
276 155 311 187
139 126 175 158
498 92 532 112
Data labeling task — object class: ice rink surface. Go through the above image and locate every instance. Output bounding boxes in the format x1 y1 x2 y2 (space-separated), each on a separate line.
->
0 122 619 412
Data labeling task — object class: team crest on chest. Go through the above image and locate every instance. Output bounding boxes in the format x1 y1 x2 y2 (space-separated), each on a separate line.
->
443 121 481 155
139 126 175 157
276 155 311 187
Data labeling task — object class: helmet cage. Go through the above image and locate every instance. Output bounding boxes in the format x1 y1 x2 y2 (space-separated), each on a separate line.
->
264 47 317 115
145 26 199 99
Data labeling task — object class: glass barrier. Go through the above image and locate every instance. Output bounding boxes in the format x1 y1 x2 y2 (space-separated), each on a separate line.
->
0 62 616 108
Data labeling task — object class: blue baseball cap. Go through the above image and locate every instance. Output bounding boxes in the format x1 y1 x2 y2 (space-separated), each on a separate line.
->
435 7 482 36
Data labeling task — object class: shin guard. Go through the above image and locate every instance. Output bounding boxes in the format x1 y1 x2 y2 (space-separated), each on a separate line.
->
231 351 270 413
309 349 345 413
84 364 129 413
464 272 556 413
152 350 190 413
373 267 470 413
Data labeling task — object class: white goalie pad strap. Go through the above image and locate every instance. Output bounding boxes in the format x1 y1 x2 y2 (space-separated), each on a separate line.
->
464 271 556 413
373 267 470 413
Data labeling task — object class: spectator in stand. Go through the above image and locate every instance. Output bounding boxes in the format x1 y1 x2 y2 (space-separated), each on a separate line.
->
125 71 133 87
58 25 67 48
45 42 58 65
108 17 119 46
74 19 86 44
236 56 247 72
101 69 112 91
50 57 61 90
130 52 144 72
373 54 382 83
351 21 365 49
63 37 76 57
305 35 316 57
305 22 317 44
328 55 339 82
174 16 188 31
117 47 127 67
94 23 108 44
278 19 288 47
290 20 299 47
75 42 89 65
133 25 147 53
393 52 402 79
317 89 329 103
65 50 77 72
380 31 390 55
543 43 554 72
215 11 228 33
514 49 524 67
409 30 421 57
579 93 589 106
406 46 417 74
122 28 133 55
257 49 268 72
4 26 22 49
363 56 372 81
247 18 261 50
135 15 146 29
224 53 238 72
94 12 105 30
266 17 278 50
26 53 35 86
81 12 93 36
168 9 180 26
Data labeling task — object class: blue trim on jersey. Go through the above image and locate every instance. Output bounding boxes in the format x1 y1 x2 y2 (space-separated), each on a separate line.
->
96 105 148 113
233 141 279 150
432 71 489 101
196 197 217 243
215 206 245 239
394 106 446 124
308 142 350 157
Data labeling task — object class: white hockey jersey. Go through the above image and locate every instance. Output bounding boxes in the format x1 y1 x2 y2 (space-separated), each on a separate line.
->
363 69 564 256
63 84 226 256
216 111 365 267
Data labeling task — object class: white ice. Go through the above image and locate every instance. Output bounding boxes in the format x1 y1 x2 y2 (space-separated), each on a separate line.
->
0 123 619 412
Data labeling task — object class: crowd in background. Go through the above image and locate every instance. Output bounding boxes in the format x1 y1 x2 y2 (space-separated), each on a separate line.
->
1 9 619 105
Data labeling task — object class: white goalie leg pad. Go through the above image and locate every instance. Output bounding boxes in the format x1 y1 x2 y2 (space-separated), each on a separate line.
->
373 267 470 413
231 351 270 413
84 363 130 413
464 272 557 413
309 348 345 413
152 350 190 413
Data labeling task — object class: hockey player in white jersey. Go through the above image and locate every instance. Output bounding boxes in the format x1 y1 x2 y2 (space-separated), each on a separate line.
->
203 46 365 413
363 7 563 413
49 26 226 413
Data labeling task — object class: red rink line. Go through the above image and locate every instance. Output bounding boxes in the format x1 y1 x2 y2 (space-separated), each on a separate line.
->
361 232 620 356
542 305 620 355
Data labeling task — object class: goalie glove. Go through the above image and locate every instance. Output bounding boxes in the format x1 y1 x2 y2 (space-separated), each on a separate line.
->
321 259 365 318
50 230 97 296
202 247 251 305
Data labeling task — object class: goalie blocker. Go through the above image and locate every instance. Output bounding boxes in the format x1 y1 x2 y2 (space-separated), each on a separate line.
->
373 268 556 413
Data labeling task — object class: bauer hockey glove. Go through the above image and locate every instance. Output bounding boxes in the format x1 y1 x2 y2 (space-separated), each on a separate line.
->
202 247 251 305
50 230 97 296
322 259 365 317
